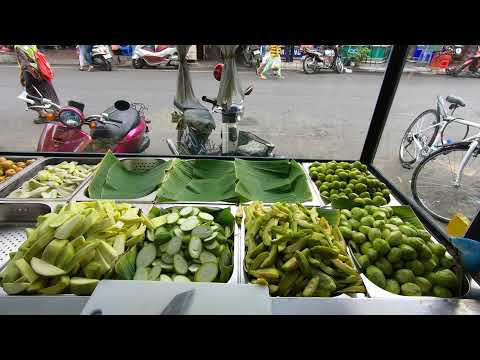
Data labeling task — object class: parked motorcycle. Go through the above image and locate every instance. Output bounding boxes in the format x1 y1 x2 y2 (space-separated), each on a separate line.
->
132 45 179 69
302 45 344 74
241 45 262 68
166 64 274 156
91 45 113 71
17 91 150 153
446 45 480 77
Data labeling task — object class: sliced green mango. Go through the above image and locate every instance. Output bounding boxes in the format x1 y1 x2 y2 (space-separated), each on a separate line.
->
30 257 66 277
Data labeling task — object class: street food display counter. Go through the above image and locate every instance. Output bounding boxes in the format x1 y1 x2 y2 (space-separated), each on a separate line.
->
0 152 478 315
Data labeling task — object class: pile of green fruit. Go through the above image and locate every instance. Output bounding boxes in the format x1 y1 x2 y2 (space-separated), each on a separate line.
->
308 161 390 206
339 206 462 298
117 206 234 283
8 161 97 199
244 202 365 297
0 201 148 295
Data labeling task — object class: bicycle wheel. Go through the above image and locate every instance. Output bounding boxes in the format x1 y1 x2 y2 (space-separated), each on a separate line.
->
399 109 439 167
411 142 480 223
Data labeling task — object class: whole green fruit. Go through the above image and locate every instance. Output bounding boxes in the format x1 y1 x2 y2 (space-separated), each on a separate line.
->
339 226 352 240
418 244 433 260
375 257 393 276
360 216 375 227
387 231 402 247
354 183 368 194
392 260 405 270
359 225 371 235
385 279 401 294
394 269 416 284
427 242 446 257
351 231 367 244
422 258 437 273
368 228 383 242
372 211 387 221
366 248 379 262
432 269 457 290
433 286 453 298
340 209 352 218
353 198 366 206
349 218 361 231
415 276 432 294
387 247 403 263
366 265 386 289
360 241 373 254
372 196 387 206
401 282 422 296
399 244 417 261
384 224 399 232
398 225 417 237
351 208 368 221
404 237 424 251
440 254 455 269
373 220 386 229
357 254 370 270
405 260 425 276
372 238 390 256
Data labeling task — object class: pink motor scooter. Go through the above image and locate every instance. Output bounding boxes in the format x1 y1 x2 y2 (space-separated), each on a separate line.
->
19 92 151 153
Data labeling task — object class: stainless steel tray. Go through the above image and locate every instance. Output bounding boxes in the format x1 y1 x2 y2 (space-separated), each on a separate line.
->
0 156 43 192
238 204 365 298
0 157 102 202
144 203 240 284
73 158 171 203
301 161 403 208
347 228 473 300
0 201 55 270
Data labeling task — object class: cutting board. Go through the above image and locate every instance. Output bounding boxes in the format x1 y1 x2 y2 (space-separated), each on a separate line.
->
81 280 271 315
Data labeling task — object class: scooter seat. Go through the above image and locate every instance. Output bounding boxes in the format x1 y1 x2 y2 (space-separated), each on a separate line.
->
91 106 140 141
446 95 466 107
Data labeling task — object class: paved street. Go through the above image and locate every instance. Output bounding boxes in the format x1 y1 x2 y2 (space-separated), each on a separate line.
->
0 65 479 202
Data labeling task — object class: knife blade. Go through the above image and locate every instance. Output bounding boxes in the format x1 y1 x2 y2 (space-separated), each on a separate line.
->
160 289 195 315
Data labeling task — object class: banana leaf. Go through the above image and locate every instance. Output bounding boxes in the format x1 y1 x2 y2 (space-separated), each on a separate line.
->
88 151 171 199
234 159 312 203
156 159 238 202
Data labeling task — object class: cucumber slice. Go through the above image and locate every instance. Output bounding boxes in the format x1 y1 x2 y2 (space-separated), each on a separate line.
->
194 262 218 282
158 242 169 253
166 212 179 224
188 264 200 273
224 226 232 239
136 243 156 268
188 236 202 259
149 265 163 280
191 225 212 240
198 212 214 222
192 208 200 216
180 207 193 217
133 267 150 281
153 259 173 271
173 254 188 275
177 218 186 225
161 253 174 264
166 236 182 255
203 232 218 243
173 227 185 238
30 257 66 277
159 274 173 282
204 240 219 250
199 251 218 264
180 216 200 232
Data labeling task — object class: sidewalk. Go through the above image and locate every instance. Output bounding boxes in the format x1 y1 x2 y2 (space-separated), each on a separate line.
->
0 49 447 75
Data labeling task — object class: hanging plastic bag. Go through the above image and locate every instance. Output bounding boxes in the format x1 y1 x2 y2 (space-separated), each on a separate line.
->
216 45 244 108
174 45 215 154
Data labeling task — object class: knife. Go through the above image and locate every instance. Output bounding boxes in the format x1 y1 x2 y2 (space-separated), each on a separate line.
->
160 289 195 315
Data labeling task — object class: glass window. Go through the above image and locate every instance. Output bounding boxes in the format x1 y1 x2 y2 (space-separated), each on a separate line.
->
374 45 480 233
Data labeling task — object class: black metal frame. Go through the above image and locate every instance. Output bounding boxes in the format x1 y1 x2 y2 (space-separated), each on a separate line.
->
2 44 479 277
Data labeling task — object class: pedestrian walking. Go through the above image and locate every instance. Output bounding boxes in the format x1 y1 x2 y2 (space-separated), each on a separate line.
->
14 45 60 124
258 45 284 80
78 45 93 71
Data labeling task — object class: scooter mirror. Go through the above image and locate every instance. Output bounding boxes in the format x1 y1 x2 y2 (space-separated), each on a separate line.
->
114 100 131 111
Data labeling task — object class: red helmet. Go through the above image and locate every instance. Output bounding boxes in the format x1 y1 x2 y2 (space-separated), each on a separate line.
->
214 63 224 81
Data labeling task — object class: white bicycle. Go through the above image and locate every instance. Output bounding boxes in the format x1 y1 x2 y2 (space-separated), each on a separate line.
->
399 95 480 222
